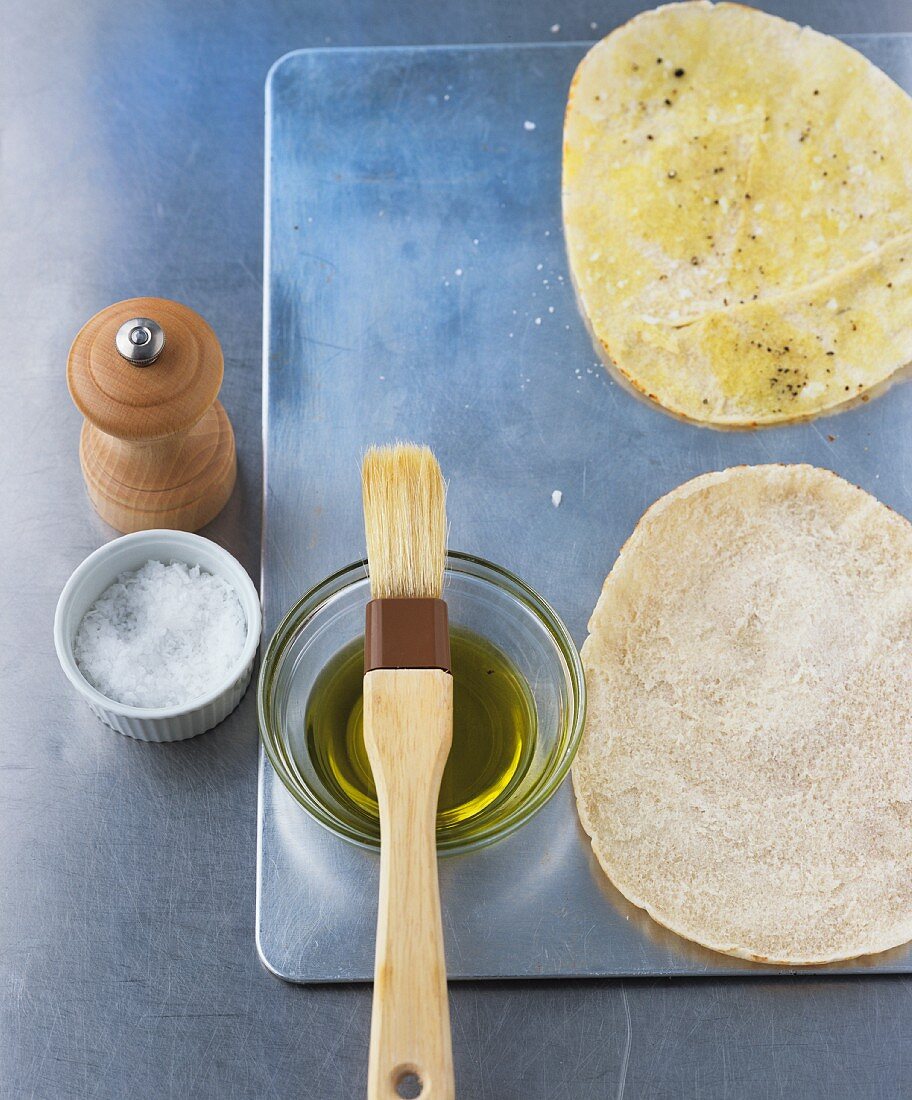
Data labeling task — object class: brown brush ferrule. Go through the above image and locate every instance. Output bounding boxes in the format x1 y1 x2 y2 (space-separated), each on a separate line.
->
364 598 451 674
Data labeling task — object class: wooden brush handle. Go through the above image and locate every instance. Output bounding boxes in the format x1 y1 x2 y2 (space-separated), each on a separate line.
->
363 668 455 1100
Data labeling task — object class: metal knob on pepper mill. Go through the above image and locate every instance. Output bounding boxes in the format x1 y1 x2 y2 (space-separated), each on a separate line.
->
67 297 237 533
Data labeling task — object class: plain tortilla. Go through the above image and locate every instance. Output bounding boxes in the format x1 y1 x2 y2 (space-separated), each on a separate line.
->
563 2 912 425
574 464 912 964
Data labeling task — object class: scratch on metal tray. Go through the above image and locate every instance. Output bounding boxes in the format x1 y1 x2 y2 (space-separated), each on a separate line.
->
616 981 632 1100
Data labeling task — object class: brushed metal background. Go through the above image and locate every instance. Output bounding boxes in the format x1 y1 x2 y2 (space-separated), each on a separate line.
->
5 2 912 1094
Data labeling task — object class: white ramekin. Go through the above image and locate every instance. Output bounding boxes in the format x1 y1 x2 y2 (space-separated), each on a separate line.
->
54 530 262 742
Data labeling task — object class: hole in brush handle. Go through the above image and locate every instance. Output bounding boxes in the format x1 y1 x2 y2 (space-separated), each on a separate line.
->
393 1066 424 1098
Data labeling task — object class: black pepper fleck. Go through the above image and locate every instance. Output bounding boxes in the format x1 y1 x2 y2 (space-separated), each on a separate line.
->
674 68 685 77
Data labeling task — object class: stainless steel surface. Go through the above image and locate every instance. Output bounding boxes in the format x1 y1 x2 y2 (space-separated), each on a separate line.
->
115 317 165 365
258 37 912 985
5 3 912 1097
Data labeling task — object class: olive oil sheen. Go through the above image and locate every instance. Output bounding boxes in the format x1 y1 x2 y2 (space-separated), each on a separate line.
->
306 628 536 833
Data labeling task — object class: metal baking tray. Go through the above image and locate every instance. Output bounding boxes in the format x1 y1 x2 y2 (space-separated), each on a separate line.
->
258 37 912 982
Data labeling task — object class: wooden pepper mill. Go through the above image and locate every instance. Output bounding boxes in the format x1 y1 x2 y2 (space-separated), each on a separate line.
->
67 297 237 533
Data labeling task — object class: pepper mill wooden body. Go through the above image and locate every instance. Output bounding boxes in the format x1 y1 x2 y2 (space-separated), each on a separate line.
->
67 297 236 533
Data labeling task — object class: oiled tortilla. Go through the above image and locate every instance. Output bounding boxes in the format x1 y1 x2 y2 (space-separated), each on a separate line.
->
563 2 912 425
574 465 912 963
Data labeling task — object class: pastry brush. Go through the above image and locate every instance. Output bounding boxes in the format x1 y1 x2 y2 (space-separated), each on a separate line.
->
361 443 455 1100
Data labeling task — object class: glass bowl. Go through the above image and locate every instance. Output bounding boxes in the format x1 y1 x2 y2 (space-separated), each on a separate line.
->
258 552 585 854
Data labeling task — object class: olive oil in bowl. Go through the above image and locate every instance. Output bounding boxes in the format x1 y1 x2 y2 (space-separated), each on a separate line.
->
258 552 586 854
305 627 536 840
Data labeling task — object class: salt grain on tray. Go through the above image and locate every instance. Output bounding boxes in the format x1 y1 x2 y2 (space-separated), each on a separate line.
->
74 560 247 708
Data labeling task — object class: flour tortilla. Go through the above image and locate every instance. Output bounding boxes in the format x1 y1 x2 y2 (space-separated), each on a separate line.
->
562 2 912 425
574 465 912 963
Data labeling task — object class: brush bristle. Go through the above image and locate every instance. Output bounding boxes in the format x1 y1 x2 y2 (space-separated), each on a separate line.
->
362 444 447 599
